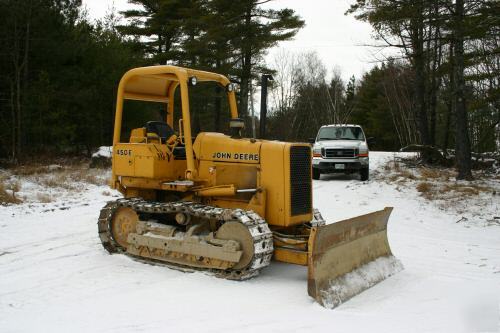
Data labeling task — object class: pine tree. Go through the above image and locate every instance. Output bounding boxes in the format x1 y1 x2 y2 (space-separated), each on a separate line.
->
119 0 190 64
118 0 304 135
348 0 499 177
230 2 304 125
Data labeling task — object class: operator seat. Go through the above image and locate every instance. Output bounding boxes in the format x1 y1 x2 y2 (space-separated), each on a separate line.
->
145 121 186 160
146 121 175 143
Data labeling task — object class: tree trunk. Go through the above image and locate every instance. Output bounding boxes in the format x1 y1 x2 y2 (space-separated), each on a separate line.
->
443 97 452 157
453 0 473 180
429 25 442 146
412 4 430 152
496 123 500 152
414 41 431 144
16 68 22 157
239 5 252 131
20 1 31 156
158 34 162 57
10 80 16 161
443 45 455 157
428 0 442 146
239 50 251 119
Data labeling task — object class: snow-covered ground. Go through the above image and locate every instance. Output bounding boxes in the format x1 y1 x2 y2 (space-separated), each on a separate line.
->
1 152 499 332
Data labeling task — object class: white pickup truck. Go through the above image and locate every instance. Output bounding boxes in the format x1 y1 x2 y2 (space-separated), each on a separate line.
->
311 124 372 181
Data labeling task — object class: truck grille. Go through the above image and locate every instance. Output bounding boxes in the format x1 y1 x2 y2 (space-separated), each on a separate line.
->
289 146 312 216
323 148 358 158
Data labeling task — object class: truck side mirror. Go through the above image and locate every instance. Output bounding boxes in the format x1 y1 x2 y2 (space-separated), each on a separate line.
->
308 138 316 144
367 137 376 146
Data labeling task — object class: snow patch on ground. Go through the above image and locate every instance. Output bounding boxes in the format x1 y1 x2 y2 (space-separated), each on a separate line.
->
320 255 404 309
92 146 112 158
0 152 499 332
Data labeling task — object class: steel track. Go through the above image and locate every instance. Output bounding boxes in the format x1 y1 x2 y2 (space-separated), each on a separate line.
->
98 198 274 280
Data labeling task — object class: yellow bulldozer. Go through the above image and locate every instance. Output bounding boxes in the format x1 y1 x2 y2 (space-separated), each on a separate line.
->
98 65 400 308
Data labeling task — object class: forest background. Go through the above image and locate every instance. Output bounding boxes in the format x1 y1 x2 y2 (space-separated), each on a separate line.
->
0 0 498 179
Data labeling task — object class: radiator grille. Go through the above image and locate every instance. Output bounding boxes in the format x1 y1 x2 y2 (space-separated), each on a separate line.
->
290 146 312 216
324 148 358 158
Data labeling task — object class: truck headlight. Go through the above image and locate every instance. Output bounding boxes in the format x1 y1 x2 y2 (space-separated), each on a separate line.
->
358 148 369 157
313 148 322 158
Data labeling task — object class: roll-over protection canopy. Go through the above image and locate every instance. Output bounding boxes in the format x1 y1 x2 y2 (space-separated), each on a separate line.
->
119 65 233 103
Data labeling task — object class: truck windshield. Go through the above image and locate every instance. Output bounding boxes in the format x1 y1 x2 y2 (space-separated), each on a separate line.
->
317 127 365 141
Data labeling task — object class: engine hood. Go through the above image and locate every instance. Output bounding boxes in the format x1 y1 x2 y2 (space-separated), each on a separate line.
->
314 140 367 150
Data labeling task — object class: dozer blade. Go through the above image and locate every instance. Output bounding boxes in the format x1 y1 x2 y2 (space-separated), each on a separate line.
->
307 207 402 308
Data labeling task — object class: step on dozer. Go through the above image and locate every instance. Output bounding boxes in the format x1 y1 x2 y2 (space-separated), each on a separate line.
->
98 65 402 308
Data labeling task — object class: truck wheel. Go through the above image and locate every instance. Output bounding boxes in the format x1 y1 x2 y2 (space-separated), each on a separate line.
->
312 168 321 180
360 167 369 181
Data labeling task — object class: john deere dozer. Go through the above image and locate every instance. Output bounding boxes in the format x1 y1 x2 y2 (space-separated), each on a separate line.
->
98 65 401 308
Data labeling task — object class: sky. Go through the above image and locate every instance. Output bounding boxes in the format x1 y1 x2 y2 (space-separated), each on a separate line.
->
82 0 386 81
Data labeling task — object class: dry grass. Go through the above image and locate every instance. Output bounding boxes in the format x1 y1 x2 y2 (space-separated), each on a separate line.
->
419 168 441 179
387 174 400 182
1 159 109 205
39 176 62 188
420 167 454 181
0 180 22 204
11 164 60 176
384 159 401 172
416 182 432 193
36 192 53 203
416 182 436 200
442 183 492 196
400 170 417 180
12 165 44 176
381 159 496 205
34 167 107 190
378 158 420 182
414 178 494 201
81 172 105 186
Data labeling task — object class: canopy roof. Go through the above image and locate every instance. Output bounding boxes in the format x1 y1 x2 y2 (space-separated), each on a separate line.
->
118 65 232 103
